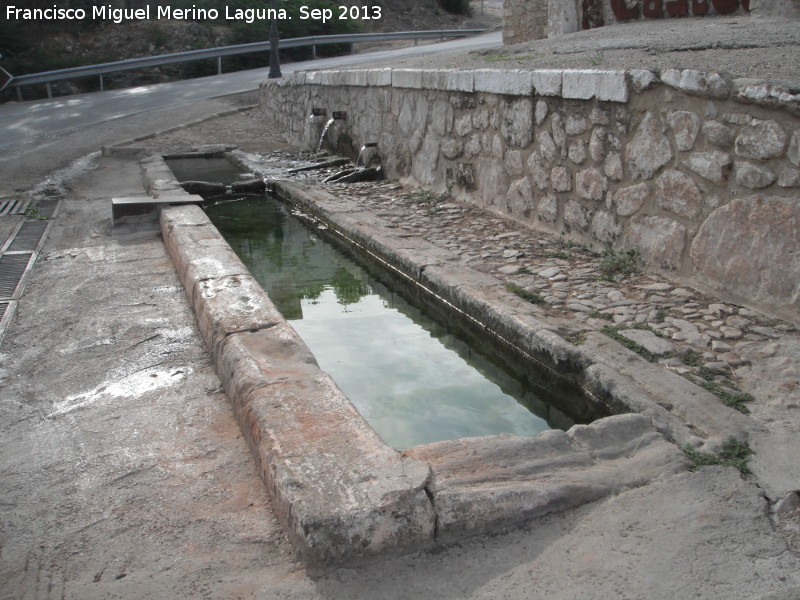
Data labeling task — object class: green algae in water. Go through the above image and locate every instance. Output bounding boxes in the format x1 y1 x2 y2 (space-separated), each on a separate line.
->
207 196 556 450
166 157 244 185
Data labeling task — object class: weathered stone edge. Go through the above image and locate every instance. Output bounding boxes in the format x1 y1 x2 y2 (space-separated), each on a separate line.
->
159 200 689 552
287 67 800 113
406 413 687 543
140 154 193 197
273 180 751 451
159 202 436 569
153 162 745 561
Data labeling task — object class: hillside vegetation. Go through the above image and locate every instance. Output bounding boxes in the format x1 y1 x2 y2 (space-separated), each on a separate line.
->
1 0 471 99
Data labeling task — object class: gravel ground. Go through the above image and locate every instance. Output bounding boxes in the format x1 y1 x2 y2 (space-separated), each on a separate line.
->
344 15 800 85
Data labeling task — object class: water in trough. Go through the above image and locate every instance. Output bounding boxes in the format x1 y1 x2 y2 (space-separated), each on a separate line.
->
170 156 606 450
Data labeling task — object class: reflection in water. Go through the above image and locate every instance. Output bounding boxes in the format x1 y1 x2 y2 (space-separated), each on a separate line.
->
207 196 554 449
299 267 370 307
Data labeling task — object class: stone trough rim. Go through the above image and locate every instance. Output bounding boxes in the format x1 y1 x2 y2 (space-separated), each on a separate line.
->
151 153 749 568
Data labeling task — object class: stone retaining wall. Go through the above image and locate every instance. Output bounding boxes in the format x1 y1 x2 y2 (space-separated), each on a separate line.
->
259 67 800 321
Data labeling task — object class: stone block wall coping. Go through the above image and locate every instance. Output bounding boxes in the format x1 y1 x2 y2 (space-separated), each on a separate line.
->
283 66 800 113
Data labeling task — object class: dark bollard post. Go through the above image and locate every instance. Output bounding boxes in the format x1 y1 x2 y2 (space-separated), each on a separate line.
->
268 0 282 79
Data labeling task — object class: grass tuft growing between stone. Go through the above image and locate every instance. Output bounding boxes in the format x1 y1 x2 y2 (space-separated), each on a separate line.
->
598 248 642 281
505 282 544 305
545 250 572 260
600 326 658 362
683 374 754 414
590 311 614 321
589 50 605 66
680 348 705 367
404 187 451 205
681 437 753 474
24 206 49 220
565 332 586 346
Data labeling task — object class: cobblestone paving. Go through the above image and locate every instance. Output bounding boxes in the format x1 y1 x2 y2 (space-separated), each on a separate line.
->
249 150 799 420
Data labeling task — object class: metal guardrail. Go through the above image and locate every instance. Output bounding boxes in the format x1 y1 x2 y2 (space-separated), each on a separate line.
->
4 29 486 100
0 67 12 93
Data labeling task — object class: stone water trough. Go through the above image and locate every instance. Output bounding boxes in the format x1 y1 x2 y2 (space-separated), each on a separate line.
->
145 153 750 569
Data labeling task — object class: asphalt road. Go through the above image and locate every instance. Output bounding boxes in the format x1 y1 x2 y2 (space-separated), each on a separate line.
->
0 31 502 158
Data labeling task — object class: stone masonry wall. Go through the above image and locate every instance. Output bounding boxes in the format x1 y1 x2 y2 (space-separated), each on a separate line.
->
503 0 549 44
259 68 800 320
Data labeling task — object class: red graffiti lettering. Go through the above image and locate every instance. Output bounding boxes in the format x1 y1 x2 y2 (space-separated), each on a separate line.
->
608 0 745 23
666 0 689 16
711 0 738 13
610 0 640 20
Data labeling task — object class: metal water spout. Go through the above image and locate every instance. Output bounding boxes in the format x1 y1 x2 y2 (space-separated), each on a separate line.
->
311 107 327 117
356 142 379 167
316 112 347 154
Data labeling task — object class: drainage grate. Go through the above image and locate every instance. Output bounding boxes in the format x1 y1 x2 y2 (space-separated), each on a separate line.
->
0 198 31 216
0 254 33 298
32 198 58 219
0 299 17 345
0 199 58 344
7 221 48 253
